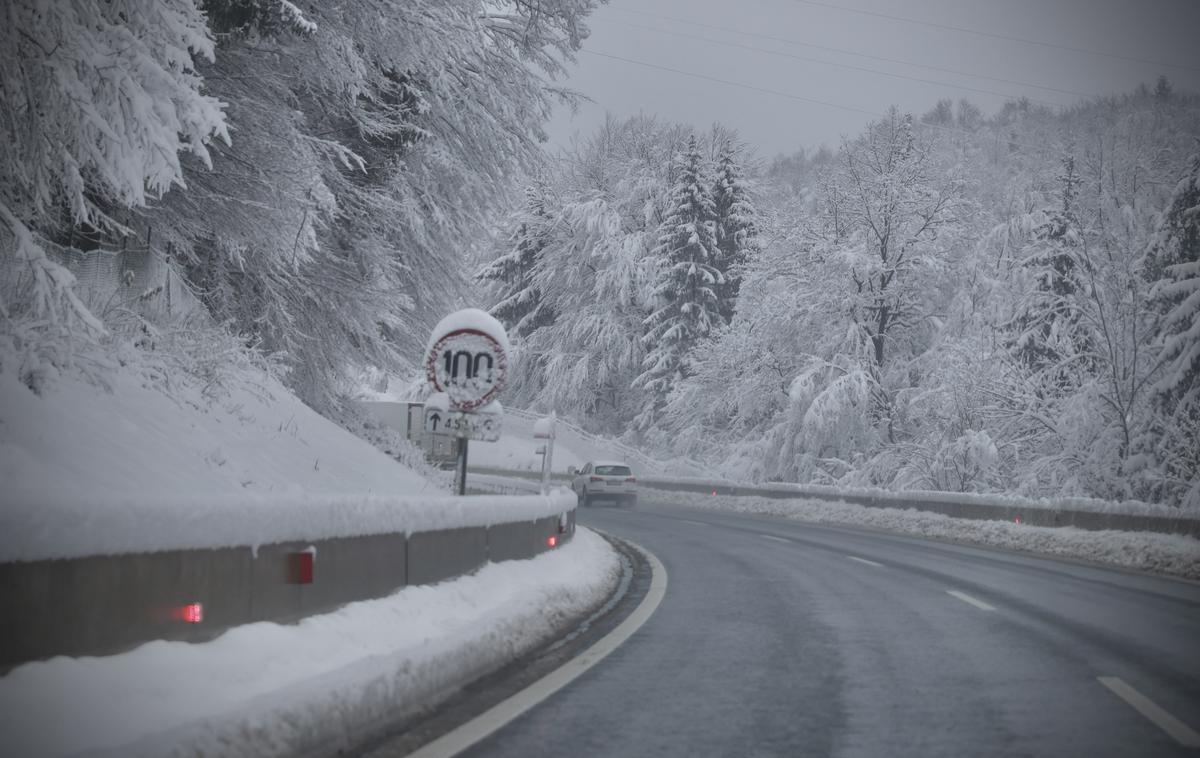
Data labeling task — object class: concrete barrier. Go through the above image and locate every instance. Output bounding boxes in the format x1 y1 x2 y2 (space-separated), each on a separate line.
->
0 512 574 672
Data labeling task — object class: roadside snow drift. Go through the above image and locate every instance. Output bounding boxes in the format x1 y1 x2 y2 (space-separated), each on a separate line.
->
650 490 1200 580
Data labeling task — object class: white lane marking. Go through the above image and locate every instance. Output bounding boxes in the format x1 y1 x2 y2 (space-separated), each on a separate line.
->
846 555 883 567
1097 676 1200 747
406 539 669 758
761 534 791 544
946 590 996 611
680 519 710 527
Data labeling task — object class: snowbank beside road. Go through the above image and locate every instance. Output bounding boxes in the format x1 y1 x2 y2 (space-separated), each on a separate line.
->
0 354 434 504
642 475 1196 520
650 490 1200 580
0 527 621 758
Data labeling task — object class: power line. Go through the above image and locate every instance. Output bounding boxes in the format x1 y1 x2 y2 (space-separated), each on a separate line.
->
610 7 1096 99
576 48 1070 154
595 17 1066 109
579 49 881 117
789 0 1200 73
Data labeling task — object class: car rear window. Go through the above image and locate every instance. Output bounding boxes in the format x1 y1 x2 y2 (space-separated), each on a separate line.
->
594 465 632 477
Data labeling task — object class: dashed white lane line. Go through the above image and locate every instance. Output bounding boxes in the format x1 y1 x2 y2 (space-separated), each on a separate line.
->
405 539 669 758
680 519 710 527
846 555 883 567
761 535 791 544
946 590 996 611
1098 676 1200 747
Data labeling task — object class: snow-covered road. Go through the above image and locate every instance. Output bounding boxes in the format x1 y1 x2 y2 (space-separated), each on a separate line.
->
427 496 1200 757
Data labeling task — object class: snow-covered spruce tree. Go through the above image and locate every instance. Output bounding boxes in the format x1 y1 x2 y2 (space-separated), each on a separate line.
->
488 115 688 432
0 0 227 384
478 182 557 339
979 153 1115 496
634 134 724 432
711 137 758 324
1003 154 1096 388
1142 153 1200 508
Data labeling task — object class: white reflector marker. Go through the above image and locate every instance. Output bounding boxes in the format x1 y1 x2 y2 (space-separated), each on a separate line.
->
946 590 995 611
1097 676 1200 747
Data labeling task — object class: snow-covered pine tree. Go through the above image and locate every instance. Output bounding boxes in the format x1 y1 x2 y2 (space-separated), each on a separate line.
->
478 182 557 338
711 137 758 324
1004 154 1096 391
634 134 723 431
1143 153 1200 508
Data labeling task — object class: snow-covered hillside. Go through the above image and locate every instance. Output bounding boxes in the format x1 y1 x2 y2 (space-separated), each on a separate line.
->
0 358 435 505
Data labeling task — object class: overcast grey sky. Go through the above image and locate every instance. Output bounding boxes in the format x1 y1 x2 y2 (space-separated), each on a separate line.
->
544 0 1200 157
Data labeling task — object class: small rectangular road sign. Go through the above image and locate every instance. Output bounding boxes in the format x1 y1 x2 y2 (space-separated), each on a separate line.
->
423 407 501 442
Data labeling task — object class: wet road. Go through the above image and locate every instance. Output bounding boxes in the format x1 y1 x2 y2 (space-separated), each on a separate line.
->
461 496 1200 757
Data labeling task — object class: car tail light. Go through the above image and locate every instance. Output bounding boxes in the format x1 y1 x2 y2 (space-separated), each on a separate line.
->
546 535 558 548
589 476 603 482
625 476 637 483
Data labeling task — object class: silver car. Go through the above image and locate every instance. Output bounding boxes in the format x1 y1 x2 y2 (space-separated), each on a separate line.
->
570 461 637 507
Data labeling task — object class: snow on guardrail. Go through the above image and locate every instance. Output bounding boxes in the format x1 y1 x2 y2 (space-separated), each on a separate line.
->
637 475 1200 520
0 490 578 564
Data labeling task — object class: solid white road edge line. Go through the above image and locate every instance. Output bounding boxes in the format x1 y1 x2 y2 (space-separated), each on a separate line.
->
946 590 996 611
846 555 883 567
1097 676 1200 747
404 537 669 758
761 535 791 544
680 519 710 527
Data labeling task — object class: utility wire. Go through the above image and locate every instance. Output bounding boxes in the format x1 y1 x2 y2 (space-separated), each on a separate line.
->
596 17 1065 109
580 49 881 117
578 48 1071 154
611 7 1096 99
789 0 1200 73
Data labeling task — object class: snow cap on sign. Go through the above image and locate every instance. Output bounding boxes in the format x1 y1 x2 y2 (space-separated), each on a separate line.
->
425 392 450 412
425 308 511 359
533 415 556 439
476 399 503 416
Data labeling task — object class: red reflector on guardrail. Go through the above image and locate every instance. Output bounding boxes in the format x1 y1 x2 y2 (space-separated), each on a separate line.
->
172 603 203 624
288 552 314 584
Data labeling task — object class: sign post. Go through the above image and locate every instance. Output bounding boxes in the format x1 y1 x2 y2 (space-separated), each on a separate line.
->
533 413 556 495
424 309 510 495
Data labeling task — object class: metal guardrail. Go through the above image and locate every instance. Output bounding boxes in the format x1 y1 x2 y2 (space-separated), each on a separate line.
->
468 465 1200 539
0 509 576 672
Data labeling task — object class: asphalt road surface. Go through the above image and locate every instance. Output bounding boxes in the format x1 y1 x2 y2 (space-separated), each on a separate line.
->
457 496 1200 758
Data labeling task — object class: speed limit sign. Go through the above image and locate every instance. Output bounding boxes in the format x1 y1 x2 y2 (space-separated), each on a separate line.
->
424 309 510 411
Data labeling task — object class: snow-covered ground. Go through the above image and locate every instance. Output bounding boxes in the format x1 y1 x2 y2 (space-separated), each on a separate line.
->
0 527 620 758
1 343 622 756
467 409 588 473
0 352 434 504
648 490 1200 580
